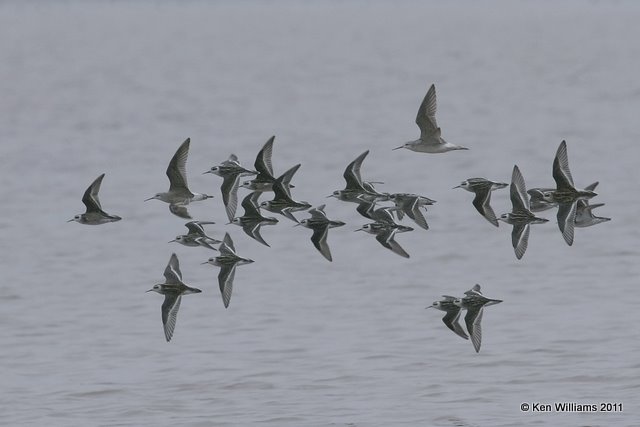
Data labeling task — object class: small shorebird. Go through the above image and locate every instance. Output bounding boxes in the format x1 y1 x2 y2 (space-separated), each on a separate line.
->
499 165 548 260
231 191 279 247
427 296 469 340
453 284 502 353
356 222 413 258
355 199 402 223
356 207 414 258
393 84 468 153
169 221 220 250
540 141 597 246
145 138 213 219
527 187 557 212
69 173 122 225
147 253 201 342
575 202 610 228
204 154 257 222
202 233 254 308
260 164 311 222
297 205 345 261
454 178 507 227
574 182 610 228
387 193 435 230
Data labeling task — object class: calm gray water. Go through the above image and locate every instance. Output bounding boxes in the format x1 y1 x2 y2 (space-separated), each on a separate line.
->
1 1 639 426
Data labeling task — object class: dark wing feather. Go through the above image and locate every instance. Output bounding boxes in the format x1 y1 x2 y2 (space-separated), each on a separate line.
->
273 165 300 201
221 174 240 222
442 309 469 340
163 253 183 284
372 207 395 224
472 187 498 227
510 165 530 212
464 284 482 296
308 205 328 220
241 192 262 218
82 173 105 213
167 138 192 194
254 136 275 179
584 181 599 192
465 307 484 353
218 264 237 308
406 198 429 230
415 84 438 138
557 202 577 246
161 294 181 342
375 228 410 258
343 151 369 191
356 200 376 220
552 140 575 190
279 163 299 190
244 222 270 247
511 224 530 260
221 232 235 253
185 221 206 236
310 225 332 261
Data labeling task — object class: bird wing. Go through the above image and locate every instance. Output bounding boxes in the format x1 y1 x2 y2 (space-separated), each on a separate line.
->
273 164 300 201
254 136 275 179
221 174 241 222
557 202 577 246
308 205 328 220
552 140 575 190
511 223 531 260
584 181 599 192
161 294 182 342
218 264 237 308
185 221 206 236
343 150 369 191
244 222 270 247
465 307 484 353
356 200 376 220
82 173 106 213
167 138 193 195
279 163 300 191
169 204 192 219
163 253 183 284
310 225 332 261
240 191 262 218
220 232 236 254
372 207 396 224
376 228 410 258
472 187 498 227
442 308 469 340
510 165 530 212
406 197 429 230
280 207 300 223
195 236 219 251
464 284 482 296
415 84 439 138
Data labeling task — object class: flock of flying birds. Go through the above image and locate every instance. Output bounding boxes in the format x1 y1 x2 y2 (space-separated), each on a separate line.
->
68 83 610 349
